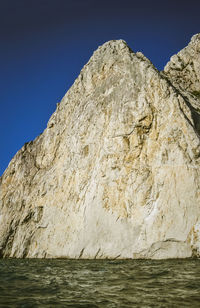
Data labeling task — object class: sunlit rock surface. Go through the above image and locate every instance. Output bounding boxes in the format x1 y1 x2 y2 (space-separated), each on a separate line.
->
0 36 200 259
164 34 200 102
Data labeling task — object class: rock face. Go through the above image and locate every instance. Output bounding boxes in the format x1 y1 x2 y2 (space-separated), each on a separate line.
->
0 36 200 259
164 33 200 134
164 34 200 101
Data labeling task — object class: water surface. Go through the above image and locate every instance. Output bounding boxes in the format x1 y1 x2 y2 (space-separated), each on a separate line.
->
0 259 200 307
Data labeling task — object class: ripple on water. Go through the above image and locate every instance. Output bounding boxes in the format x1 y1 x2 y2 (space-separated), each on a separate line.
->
0 259 200 307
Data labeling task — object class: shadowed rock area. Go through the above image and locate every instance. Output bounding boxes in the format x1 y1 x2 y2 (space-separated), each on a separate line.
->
0 35 200 259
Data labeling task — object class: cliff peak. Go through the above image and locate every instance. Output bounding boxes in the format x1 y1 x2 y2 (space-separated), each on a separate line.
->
0 35 200 259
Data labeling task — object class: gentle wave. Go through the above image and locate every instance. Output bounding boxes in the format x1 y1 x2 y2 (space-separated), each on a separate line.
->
0 259 200 307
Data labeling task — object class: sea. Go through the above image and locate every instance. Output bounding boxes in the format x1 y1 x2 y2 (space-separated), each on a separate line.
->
0 259 200 307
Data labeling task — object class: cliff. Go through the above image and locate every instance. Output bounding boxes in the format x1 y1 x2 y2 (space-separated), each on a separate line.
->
0 35 200 259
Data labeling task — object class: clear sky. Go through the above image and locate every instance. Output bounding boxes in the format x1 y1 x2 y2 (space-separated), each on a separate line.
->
0 0 200 176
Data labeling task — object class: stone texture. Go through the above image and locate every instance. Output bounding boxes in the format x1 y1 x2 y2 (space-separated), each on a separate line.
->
164 33 200 135
164 34 200 100
0 37 200 259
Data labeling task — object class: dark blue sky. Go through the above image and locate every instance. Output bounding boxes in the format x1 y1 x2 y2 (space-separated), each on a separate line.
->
1 0 200 175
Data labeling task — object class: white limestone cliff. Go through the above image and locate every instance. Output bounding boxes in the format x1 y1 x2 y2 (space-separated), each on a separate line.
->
0 36 200 259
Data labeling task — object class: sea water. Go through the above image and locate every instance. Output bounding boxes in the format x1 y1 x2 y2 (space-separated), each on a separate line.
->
0 259 200 307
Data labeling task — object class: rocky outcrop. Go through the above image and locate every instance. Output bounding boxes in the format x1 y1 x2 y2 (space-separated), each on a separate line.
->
164 34 200 101
0 36 200 259
164 33 200 135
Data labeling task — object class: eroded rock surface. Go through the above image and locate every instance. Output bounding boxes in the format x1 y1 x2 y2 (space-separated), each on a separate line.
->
164 33 200 135
0 37 200 259
164 34 200 100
